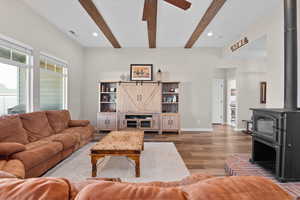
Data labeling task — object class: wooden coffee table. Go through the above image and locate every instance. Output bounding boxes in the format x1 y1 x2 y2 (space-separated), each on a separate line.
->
90 131 144 177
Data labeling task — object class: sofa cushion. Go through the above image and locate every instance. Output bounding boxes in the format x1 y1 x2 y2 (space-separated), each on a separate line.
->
126 174 214 188
0 142 26 156
75 181 187 200
181 176 293 200
62 127 93 141
69 120 90 127
0 160 25 179
0 177 71 200
46 110 71 133
69 178 122 200
44 134 77 150
25 140 51 151
0 115 29 144
19 111 54 142
12 142 63 170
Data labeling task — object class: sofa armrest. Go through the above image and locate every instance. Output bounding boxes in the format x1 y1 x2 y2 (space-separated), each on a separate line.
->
0 143 26 157
68 120 90 127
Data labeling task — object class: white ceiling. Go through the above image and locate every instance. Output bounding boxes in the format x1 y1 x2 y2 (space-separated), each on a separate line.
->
22 0 281 48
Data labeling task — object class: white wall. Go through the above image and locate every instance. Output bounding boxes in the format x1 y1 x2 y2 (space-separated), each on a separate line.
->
222 5 284 109
82 48 222 130
0 0 84 119
235 60 267 129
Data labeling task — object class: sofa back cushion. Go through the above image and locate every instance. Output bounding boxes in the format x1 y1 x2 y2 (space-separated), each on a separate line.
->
46 110 71 133
75 182 187 200
19 111 54 142
181 176 293 200
0 115 29 144
0 177 71 200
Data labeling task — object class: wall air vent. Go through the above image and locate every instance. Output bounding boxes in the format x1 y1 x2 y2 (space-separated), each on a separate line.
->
68 30 78 38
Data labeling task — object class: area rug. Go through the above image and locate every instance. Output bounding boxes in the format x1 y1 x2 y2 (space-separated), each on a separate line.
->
225 154 300 199
44 142 190 183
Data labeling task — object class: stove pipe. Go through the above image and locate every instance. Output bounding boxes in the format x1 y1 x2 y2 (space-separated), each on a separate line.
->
284 0 298 109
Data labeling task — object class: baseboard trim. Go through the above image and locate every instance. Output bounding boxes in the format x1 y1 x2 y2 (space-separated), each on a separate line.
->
181 128 213 132
235 128 246 132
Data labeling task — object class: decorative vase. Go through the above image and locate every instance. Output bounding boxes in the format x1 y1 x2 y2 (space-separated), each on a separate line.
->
157 69 162 82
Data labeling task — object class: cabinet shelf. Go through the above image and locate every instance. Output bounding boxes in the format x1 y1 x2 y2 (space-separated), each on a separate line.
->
101 92 117 94
162 92 179 95
162 102 178 104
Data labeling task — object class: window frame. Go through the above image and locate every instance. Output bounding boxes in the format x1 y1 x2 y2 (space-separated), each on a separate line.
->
0 36 33 115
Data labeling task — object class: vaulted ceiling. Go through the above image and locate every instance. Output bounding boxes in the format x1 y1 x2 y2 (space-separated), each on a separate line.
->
23 0 281 48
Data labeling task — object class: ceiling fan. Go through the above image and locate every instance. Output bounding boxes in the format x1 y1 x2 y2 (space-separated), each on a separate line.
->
163 0 192 10
143 0 191 21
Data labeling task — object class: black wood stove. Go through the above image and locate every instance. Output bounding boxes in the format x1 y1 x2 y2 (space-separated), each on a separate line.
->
250 0 299 182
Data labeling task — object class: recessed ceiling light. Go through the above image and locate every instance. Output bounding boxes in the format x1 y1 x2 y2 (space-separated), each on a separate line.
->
92 32 98 37
207 31 214 37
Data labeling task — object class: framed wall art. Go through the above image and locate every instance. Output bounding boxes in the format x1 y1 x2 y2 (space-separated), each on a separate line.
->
260 81 267 104
130 64 153 81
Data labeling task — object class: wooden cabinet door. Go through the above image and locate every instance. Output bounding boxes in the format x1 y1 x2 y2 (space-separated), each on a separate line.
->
118 113 126 129
151 114 160 130
168 115 179 130
106 114 117 129
162 114 179 130
140 84 161 113
118 83 141 113
97 113 117 130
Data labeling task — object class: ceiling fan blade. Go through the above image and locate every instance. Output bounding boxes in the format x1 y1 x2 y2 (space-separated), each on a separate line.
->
164 0 191 10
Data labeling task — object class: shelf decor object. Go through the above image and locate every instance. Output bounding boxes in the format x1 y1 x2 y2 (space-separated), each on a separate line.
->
130 64 153 81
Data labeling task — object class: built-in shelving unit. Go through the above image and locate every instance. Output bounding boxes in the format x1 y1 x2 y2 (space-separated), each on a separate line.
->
97 81 180 134
99 82 117 112
97 82 118 131
162 82 179 113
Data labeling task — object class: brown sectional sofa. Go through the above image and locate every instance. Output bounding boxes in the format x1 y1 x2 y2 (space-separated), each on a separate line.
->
0 110 94 178
0 173 293 200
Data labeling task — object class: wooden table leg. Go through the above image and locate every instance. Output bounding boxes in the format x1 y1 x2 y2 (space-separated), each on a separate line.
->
91 155 98 177
128 155 140 177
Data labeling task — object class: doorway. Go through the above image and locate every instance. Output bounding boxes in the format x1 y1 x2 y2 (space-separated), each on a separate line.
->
227 79 237 127
212 79 224 124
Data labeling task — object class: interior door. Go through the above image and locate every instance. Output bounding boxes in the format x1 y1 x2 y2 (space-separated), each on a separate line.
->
212 79 224 124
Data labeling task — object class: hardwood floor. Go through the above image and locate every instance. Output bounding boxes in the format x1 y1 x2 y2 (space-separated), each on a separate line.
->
97 125 251 176
144 125 252 176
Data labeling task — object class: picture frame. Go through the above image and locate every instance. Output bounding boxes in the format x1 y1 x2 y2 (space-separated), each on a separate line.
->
260 82 267 104
130 64 153 81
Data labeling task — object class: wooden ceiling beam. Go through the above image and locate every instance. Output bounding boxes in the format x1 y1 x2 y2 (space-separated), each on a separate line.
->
164 0 191 10
147 0 158 48
79 0 121 48
185 0 226 48
143 0 150 21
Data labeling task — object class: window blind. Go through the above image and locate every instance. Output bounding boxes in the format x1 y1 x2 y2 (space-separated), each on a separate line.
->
39 54 68 111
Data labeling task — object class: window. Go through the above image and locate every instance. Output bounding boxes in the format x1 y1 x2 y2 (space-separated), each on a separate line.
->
0 38 32 116
40 54 68 110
